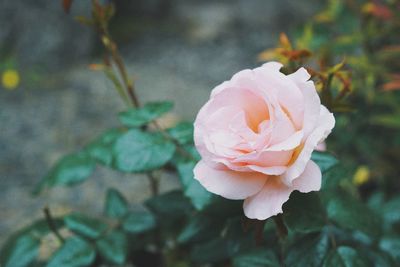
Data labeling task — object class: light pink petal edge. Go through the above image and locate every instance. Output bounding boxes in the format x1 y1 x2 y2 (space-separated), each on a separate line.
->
193 160 268 200
243 160 322 220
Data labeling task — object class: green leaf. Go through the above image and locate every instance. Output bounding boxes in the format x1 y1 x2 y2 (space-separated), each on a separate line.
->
177 161 213 210
145 190 193 219
379 237 400 263
323 246 369 267
177 213 222 244
46 237 95 267
1 220 64 267
104 188 128 219
233 249 280 267
382 196 400 226
113 129 176 172
118 101 173 127
285 232 330 267
191 218 254 263
85 128 123 166
325 191 381 239
64 213 108 239
96 230 128 265
122 209 156 234
0 233 39 267
35 152 96 193
311 151 338 173
283 191 326 233
167 122 194 145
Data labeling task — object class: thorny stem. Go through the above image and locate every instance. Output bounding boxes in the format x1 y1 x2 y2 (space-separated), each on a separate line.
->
91 1 196 163
43 207 65 244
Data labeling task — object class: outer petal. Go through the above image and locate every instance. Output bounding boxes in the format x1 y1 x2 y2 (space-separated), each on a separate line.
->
194 160 268 200
243 176 292 220
243 160 321 220
282 105 335 185
292 160 321 193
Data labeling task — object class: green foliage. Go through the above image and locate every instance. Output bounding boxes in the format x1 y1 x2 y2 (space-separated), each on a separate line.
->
285 232 330 267
35 151 96 193
177 161 213 210
113 129 176 172
167 122 194 145
177 213 222 244
122 209 156 234
312 152 338 173
145 190 193 219
325 191 381 239
85 128 123 166
379 236 400 263
283 192 326 233
46 237 96 267
323 246 368 267
232 249 280 267
0 233 39 267
104 188 129 219
64 213 108 239
96 230 128 265
0 220 63 267
190 218 254 263
118 101 173 127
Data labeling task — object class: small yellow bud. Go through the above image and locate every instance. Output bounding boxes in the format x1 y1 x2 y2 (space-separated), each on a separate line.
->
2 69 20 90
353 166 370 185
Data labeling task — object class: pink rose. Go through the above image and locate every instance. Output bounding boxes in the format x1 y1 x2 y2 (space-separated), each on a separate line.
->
193 62 335 220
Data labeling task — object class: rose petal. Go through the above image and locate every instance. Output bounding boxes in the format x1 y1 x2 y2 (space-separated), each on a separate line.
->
292 160 321 192
194 160 268 200
288 67 311 83
282 105 335 185
254 63 305 129
243 160 321 220
243 176 293 220
299 81 321 138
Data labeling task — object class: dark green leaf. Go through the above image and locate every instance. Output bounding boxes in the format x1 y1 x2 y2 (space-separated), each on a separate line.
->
145 190 193 219
191 218 254 263
113 129 176 172
0 233 39 267
85 128 123 166
167 122 194 145
96 230 128 265
323 246 369 267
118 101 173 127
382 196 400 226
233 249 280 267
46 237 95 267
312 151 338 173
285 232 330 267
104 188 128 219
177 213 222 244
283 191 326 233
379 237 400 263
64 213 108 239
122 209 156 234
191 238 230 263
325 191 381 239
35 152 95 193
177 161 213 210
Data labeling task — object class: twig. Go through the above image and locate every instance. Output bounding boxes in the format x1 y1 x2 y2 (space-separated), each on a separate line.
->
43 206 65 244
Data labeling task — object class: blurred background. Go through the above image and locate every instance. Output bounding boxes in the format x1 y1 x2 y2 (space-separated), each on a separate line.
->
0 0 323 246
